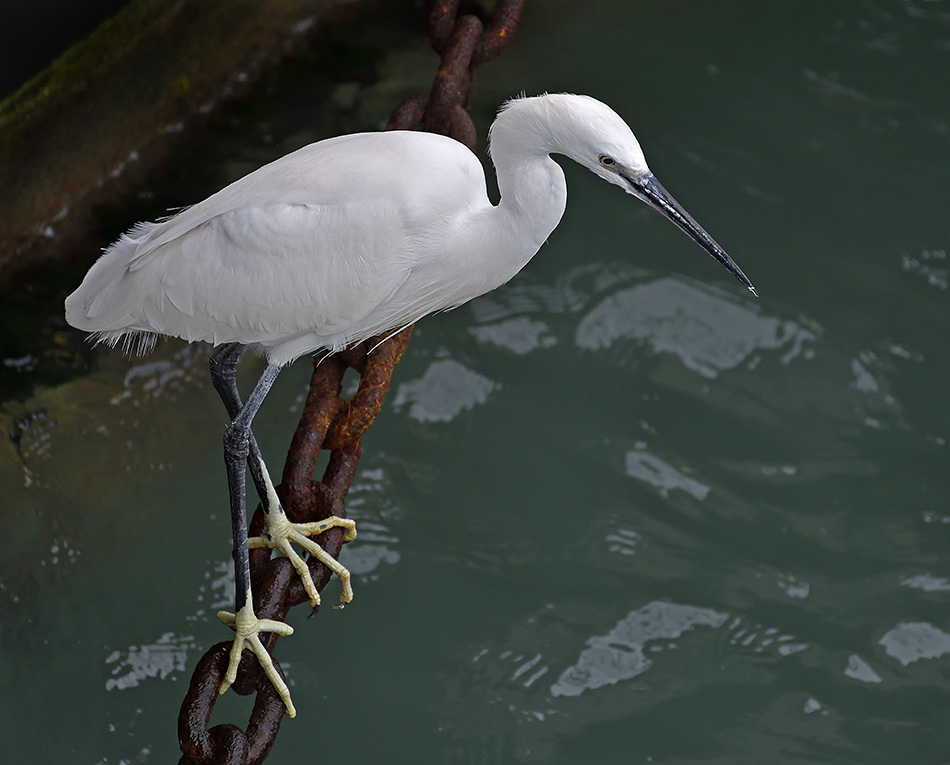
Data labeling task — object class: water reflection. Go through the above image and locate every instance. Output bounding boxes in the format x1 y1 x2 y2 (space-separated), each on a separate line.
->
112 351 202 405
105 632 196 691
624 446 711 501
337 464 402 581
438 598 811 760
551 601 728 697
777 573 810 599
844 654 883 684
900 573 950 592
879 622 950 666
901 248 948 291
393 358 501 423
575 276 817 378
469 316 557 355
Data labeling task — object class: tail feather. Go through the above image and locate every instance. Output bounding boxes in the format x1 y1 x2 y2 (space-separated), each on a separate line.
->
87 329 158 356
65 222 166 358
65 222 162 328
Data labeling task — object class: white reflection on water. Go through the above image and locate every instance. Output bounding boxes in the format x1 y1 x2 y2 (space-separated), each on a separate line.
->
510 653 547 688
105 632 196 691
469 316 557 354
605 527 640 556
851 354 880 393
110 344 205 406
393 358 500 422
879 621 950 665
193 559 234 615
440 597 813 756
575 277 818 378
550 601 728 697
901 249 948 290
624 445 710 500
342 465 401 579
339 520 400 577
844 654 883 684
777 573 811 599
2 354 38 372
900 573 950 592
723 615 807 656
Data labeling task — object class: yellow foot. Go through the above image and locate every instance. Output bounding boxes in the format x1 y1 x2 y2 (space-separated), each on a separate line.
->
249 510 356 609
217 600 296 717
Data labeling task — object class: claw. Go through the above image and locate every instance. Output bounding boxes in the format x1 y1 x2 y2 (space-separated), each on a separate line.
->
218 597 296 717
249 511 356 608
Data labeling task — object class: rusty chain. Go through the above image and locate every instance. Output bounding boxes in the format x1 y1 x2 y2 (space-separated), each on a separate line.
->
177 1 524 762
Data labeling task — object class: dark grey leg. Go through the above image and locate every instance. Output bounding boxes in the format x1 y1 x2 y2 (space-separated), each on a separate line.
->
209 343 278 514
209 345 300 716
221 361 281 612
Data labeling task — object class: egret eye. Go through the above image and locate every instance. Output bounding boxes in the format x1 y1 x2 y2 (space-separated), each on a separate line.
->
599 155 616 167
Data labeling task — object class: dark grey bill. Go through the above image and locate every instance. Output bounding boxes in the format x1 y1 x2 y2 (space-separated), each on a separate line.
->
622 170 757 296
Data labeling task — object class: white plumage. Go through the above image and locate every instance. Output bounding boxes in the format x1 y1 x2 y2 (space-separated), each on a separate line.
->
66 94 753 365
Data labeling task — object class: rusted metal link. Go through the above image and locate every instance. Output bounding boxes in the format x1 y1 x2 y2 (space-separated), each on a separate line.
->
385 94 427 131
427 0 524 63
472 0 525 64
178 0 525 760
423 14 483 144
427 0 461 53
392 0 525 149
326 328 414 448
178 642 287 765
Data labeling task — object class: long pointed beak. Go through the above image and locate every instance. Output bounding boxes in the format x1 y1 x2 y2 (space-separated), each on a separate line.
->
621 169 757 296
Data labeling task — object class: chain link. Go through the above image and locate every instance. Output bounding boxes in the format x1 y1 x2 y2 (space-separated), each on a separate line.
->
178 2 524 761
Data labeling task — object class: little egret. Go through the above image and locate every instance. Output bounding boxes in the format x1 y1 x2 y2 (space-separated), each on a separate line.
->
65 93 755 717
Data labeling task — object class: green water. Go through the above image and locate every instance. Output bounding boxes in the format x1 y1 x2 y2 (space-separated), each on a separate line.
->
3 1 950 762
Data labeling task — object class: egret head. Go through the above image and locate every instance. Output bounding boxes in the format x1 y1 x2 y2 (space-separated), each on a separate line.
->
493 93 756 295
495 93 649 182
538 94 651 186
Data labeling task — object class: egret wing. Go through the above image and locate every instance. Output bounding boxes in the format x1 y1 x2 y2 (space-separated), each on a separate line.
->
120 200 415 352
66 130 491 362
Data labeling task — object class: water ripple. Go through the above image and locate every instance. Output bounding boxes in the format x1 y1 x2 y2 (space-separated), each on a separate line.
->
575 277 818 378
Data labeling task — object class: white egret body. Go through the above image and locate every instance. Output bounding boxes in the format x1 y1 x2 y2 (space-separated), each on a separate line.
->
65 93 755 717
67 94 753 363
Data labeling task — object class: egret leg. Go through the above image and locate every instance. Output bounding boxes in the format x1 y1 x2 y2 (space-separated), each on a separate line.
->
208 345 356 609
214 361 299 715
209 344 274 507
